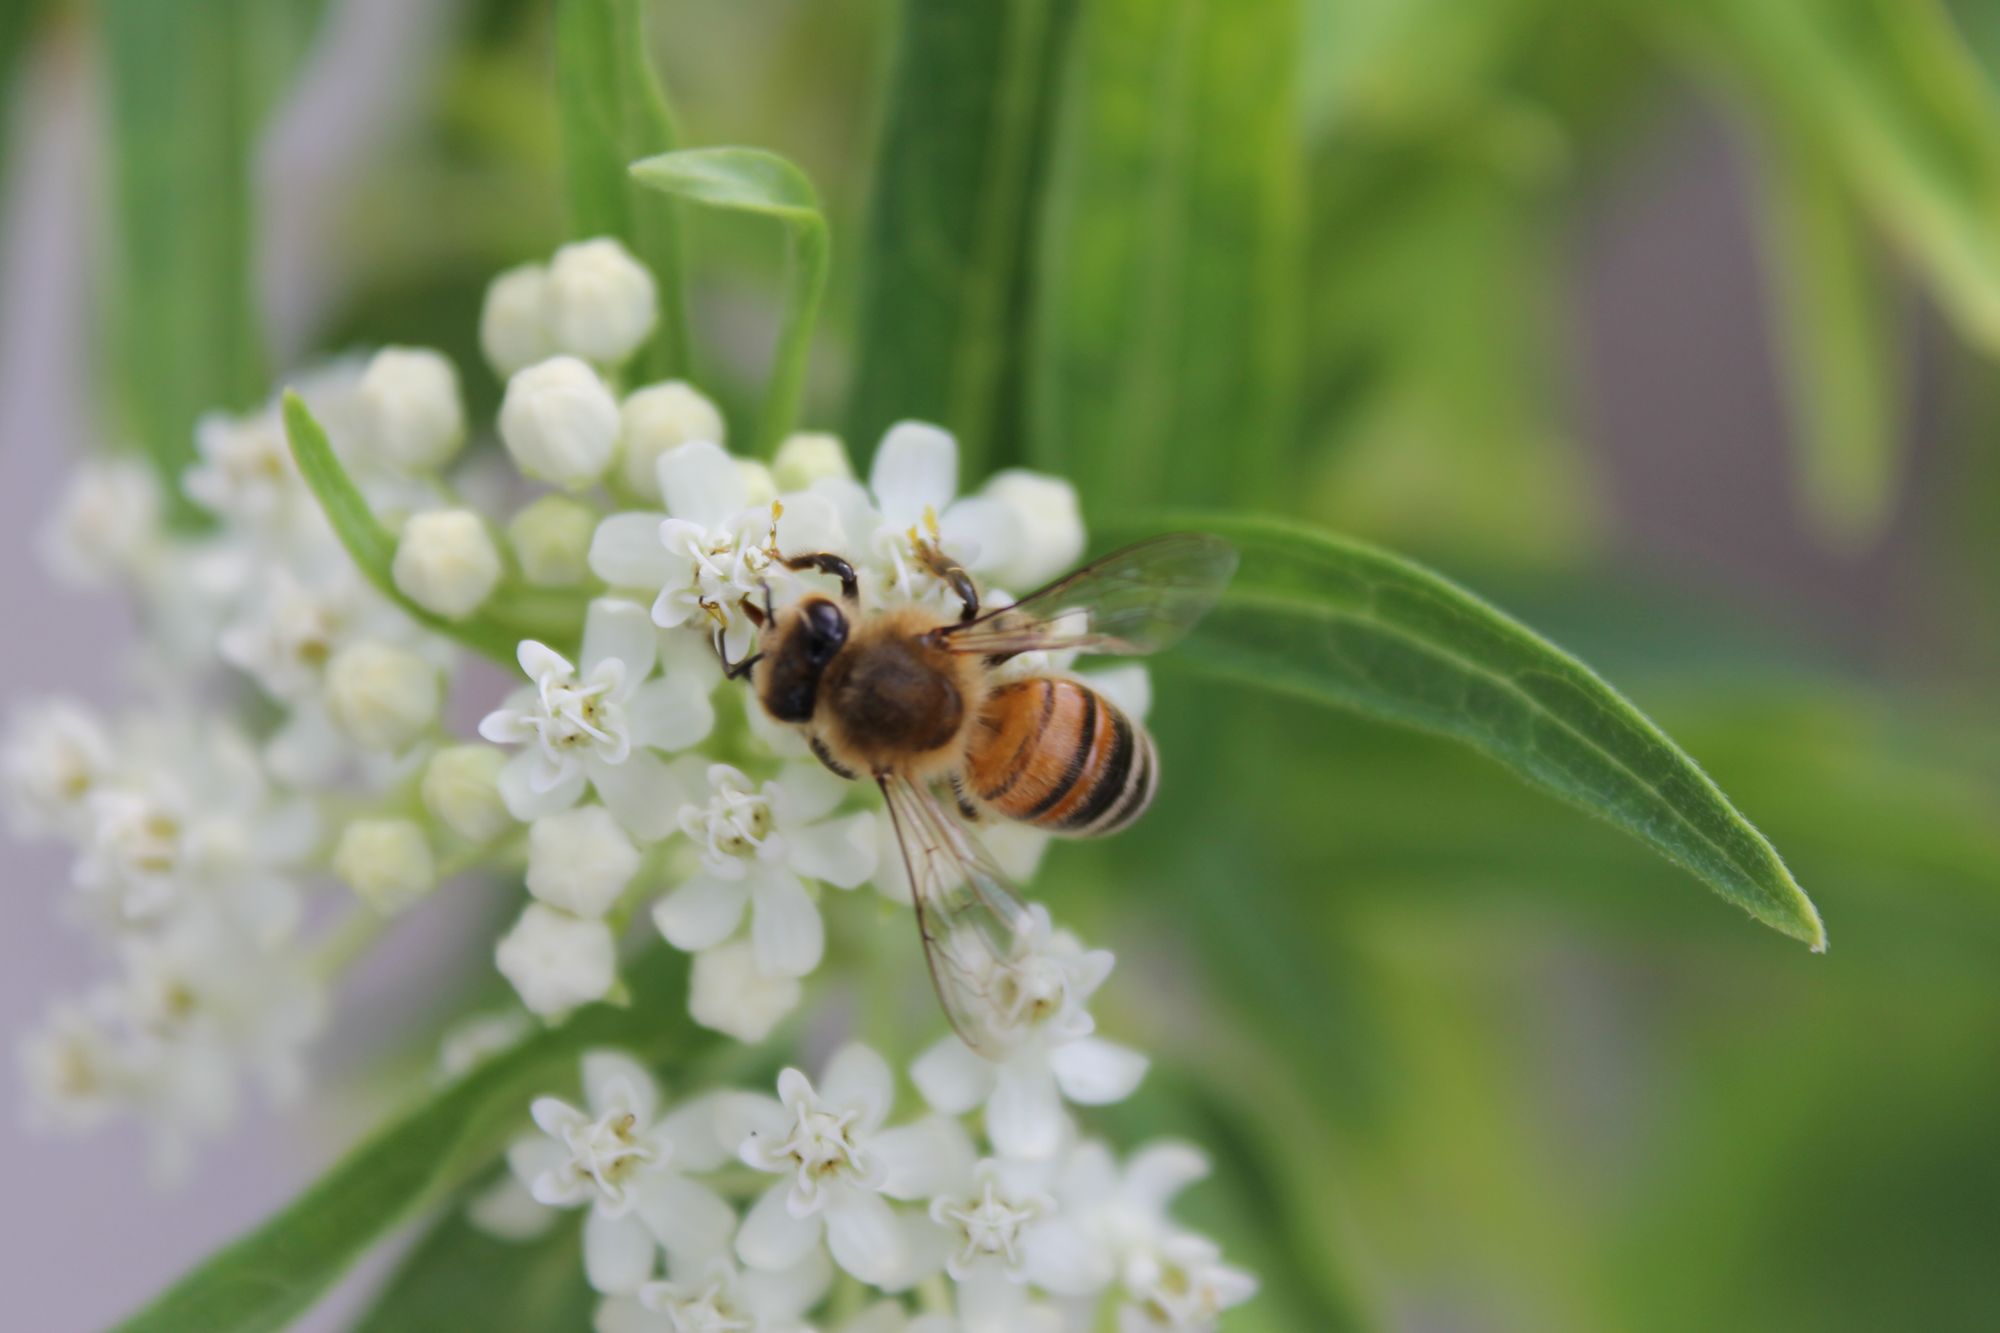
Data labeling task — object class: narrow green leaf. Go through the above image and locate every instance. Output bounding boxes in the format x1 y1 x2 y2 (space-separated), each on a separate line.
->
100 0 273 525
111 949 703 1333
1029 0 1304 512
1665 0 2000 355
280 393 578 663
353 1209 591 1333
1111 513 1826 950
844 0 1079 476
631 147 828 455
555 0 691 379
1759 138 1904 547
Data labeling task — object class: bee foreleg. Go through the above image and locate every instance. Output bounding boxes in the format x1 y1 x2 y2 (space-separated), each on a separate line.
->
713 626 763 682
782 552 860 603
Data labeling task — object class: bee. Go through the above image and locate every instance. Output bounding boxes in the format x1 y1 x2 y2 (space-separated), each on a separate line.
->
716 532 1238 1056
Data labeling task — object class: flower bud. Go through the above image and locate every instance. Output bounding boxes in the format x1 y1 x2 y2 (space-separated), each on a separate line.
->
495 903 615 1016
420 745 513 843
480 263 552 377
358 347 465 470
981 469 1086 589
506 494 598 587
771 432 853 491
689 939 801 1042
544 237 657 367
392 509 503 618
499 356 620 487
332 818 435 913
618 381 725 500
525 805 640 918
325 641 440 752
738 460 777 507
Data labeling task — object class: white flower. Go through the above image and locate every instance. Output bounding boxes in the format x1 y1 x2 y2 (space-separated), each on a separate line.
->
620 381 725 500
911 907 1146 1160
1118 1233 1257 1332
39 458 160 587
928 1157 1056 1283
219 565 379 704
325 639 441 753
603 1252 831 1333
332 818 435 912
500 355 622 487
507 1051 736 1293
527 804 642 918
728 1043 973 1285
393 509 503 618
18 1000 133 1134
183 405 303 529
545 237 659 367
420 744 514 843
510 493 600 587
481 262 554 376
770 432 852 491
479 598 716 838
3 700 116 838
358 346 466 470
976 470 1085 591
687 940 801 1043
495 903 617 1016
587 440 842 661
652 762 876 981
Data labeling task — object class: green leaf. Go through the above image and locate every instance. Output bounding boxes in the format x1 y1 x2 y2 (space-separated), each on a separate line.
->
632 147 829 456
1665 0 2000 355
1112 513 1826 950
1758 137 1904 547
844 0 1079 477
100 0 277 525
111 949 703 1333
1029 0 1304 512
280 393 580 664
555 0 691 379
353 1208 592 1333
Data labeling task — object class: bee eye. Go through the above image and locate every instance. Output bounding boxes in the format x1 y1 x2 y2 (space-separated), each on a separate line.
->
800 600 848 664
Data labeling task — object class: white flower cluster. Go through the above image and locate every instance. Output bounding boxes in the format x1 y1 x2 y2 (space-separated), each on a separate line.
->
490 1047 1254 1333
9 236 1255 1325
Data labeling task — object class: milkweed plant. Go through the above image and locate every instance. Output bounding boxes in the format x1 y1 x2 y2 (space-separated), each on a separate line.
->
7 4 1843 1330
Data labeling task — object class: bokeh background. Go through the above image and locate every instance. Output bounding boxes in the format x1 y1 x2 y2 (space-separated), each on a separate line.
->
5 1 1999 1329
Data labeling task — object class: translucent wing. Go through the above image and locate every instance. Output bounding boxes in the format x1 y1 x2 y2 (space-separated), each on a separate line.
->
937 532 1238 659
878 772 1038 1059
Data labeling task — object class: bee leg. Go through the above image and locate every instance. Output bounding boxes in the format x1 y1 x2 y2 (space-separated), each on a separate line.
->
782 552 859 603
915 541 979 622
712 626 763 682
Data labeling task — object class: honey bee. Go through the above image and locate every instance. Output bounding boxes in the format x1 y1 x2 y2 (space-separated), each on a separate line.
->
716 532 1238 1055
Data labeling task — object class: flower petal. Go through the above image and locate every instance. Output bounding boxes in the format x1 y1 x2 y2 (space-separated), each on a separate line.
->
518 640 574 683
772 488 845 556
583 1208 657 1293
1019 1216 1116 1296
938 494 1020 577
871 1114 975 1201
626 674 715 753
955 1262 1028 1333
739 1245 835 1321
910 1037 995 1114
822 1189 906 1285
581 1050 659 1122
634 1174 734 1267
785 811 877 889
658 439 747 528
581 597 659 681
498 748 585 821
749 869 824 978
1124 1139 1211 1214
987 1058 1064 1160
820 1041 895 1129
736 1181 821 1271
770 761 849 824
651 875 747 952
589 747 683 841
657 1091 731 1172
588 512 673 587
869 421 957 527
712 1090 789 1153
1049 1036 1148 1106
1084 663 1152 724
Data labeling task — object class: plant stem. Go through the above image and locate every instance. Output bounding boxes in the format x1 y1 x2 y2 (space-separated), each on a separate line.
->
756 215 829 457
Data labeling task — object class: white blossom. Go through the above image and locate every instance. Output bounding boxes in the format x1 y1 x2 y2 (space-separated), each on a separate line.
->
500 355 622 487
507 1051 735 1293
39 457 161 587
479 598 715 838
911 907 1147 1160
527 804 642 918
481 262 555 376
331 817 435 912
687 940 802 1044
545 237 659 367
325 639 441 753
495 903 618 1017
1118 1234 1257 1332
604 1252 831 1333
770 432 853 492
357 346 466 470
392 509 503 618
510 493 600 587
420 744 514 844
4 700 116 839
620 381 726 501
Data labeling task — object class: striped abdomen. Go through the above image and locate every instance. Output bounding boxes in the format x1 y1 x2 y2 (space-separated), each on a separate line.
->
961 677 1157 836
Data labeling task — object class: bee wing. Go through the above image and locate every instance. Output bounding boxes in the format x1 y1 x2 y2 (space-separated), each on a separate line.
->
937 533 1238 660
878 772 1037 1059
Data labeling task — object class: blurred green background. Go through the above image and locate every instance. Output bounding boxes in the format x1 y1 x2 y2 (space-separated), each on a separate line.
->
6 1 2000 1329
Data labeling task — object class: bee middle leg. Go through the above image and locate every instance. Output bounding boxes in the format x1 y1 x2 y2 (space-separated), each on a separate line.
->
915 542 978 623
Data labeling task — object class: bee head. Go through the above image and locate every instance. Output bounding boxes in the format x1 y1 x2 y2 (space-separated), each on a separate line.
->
759 596 849 722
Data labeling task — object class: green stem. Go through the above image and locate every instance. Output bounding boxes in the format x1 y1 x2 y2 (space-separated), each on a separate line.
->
756 216 829 457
